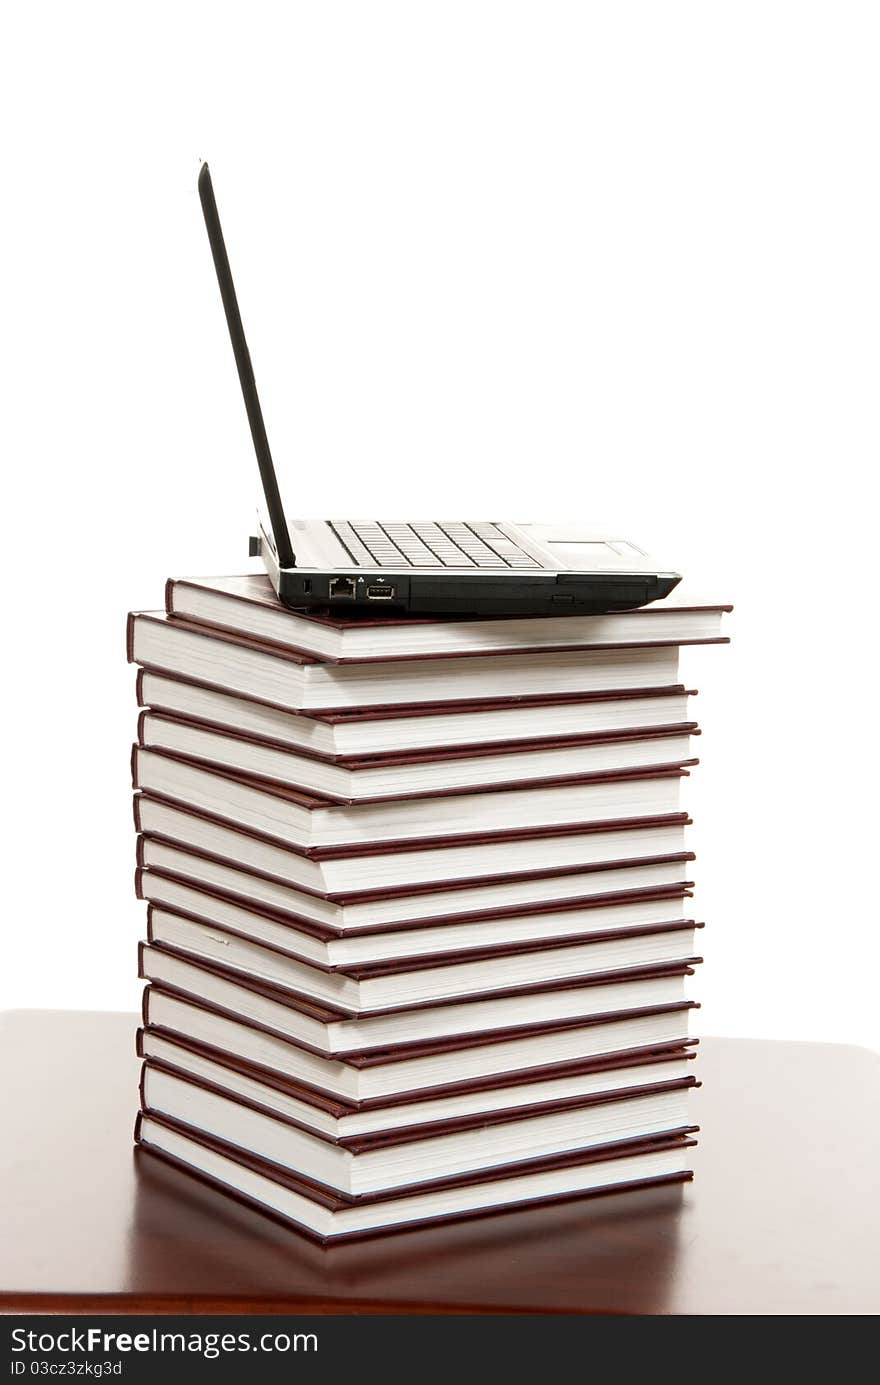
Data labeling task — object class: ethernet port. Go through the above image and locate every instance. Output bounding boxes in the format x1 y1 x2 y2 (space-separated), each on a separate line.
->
329 576 357 600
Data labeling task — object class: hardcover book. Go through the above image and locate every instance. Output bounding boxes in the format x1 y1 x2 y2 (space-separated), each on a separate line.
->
128 612 686 711
140 1060 695 1197
136 1113 697 1241
138 944 698 1057
142 984 697 1103
137 1026 697 1139
137 877 695 968
137 708 697 800
164 573 731 662
135 800 693 896
137 669 698 759
136 850 695 932
131 745 689 848
145 905 700 1013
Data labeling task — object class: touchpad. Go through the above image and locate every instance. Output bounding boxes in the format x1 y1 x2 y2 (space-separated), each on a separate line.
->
523 525 648 569
544 540 641 566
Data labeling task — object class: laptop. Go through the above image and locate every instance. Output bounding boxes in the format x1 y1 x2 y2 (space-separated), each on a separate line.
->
198 163 681 617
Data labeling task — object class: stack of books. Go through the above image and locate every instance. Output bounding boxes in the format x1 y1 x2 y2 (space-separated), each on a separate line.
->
129 574 730 1241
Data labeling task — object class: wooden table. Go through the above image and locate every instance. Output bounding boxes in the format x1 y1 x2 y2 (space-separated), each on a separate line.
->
1 1011 878 1314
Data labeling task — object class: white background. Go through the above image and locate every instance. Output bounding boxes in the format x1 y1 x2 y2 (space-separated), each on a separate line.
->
2 2 878 1049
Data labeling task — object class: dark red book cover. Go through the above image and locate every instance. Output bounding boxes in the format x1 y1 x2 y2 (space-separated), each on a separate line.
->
141 887 700 976
131 742 692 845
134 1109 697 1242
143 908 701 1013
136 858 693 944
140 982 697 1096
138 944 699 1059
164 574 732 664
138 705 701 774
139 1054 697 1153
136 1020 697 1114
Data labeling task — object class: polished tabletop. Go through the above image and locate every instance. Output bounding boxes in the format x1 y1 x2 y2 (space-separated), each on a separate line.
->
1 1011 878 1314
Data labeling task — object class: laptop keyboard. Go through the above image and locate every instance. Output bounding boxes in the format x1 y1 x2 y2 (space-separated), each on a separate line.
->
329 521 544 569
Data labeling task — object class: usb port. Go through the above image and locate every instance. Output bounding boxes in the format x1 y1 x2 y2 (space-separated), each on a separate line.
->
366 584 396 600
329 577 357 599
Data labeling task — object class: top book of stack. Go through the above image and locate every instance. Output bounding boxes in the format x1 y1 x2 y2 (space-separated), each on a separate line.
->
162 575 732 662
126 575 731 715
